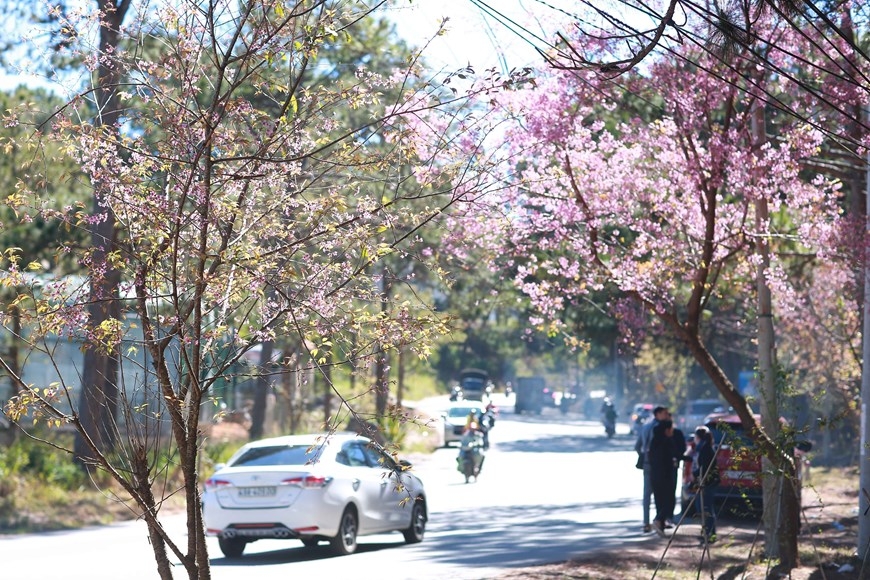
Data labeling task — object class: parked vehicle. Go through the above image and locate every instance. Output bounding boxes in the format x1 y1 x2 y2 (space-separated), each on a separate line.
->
457 368 491 402
680 413 812 516
541 386 558 407
456 429 486 483
629 403 654 436
559 390 578 414
442 402 485 446
677 398 727 432
583 389 607 419
202 433 427 557
514 376 546 414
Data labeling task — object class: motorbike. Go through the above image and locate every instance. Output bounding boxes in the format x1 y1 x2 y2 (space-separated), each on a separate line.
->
601 400 617 438
456 429 486 483
603 415 616 438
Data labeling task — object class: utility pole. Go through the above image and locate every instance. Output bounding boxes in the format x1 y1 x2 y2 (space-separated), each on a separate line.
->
753 102 782 559
859 123 870 558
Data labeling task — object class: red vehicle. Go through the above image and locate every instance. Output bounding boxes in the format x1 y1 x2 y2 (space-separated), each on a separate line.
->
680 413 811 516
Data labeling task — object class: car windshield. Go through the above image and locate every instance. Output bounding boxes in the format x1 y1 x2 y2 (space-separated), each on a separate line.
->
708 423 754 448
448 407 478 418
461 377 486 390
231 445 322 467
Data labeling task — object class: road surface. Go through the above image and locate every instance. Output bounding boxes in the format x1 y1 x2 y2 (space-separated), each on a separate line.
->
2 395 654 580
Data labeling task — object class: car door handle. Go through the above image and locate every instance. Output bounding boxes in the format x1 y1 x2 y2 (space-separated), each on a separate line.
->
351 478 361 492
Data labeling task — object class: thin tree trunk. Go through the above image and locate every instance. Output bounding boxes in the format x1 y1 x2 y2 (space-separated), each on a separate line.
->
74 0 129 464
375 263 391 417
396 347 405 408
322 349 332 429
753 102 798 567
249 341 274 440
132 442 174 580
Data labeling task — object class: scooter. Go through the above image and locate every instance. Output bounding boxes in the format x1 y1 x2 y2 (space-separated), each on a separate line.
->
456 430 485 483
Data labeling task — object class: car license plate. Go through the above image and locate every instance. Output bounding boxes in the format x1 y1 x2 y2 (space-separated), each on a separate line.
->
238 486 277 497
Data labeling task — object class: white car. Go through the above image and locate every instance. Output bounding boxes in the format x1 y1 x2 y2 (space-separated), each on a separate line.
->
442 402 484 446
202 433 427 558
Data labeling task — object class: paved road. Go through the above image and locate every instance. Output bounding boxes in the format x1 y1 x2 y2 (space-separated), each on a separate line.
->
2 397 653 580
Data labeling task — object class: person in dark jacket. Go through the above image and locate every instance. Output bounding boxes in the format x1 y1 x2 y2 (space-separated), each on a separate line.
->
648 419 675 536
692 425 719 544
635 405 669 532
669 417 686 526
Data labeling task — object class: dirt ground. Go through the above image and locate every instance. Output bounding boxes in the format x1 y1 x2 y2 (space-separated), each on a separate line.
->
493 466 864 580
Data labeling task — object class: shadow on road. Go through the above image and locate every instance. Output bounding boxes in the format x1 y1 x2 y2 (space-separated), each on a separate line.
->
210 501 654 569
210 542 398 567
496 433 637 453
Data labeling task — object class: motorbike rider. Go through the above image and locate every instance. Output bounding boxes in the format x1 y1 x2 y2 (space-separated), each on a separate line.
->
601 397 618 434
457 421 485 481
479 403 497 449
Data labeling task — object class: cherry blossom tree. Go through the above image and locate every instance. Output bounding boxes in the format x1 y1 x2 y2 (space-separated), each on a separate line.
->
460 36 844 567
0 1 503 578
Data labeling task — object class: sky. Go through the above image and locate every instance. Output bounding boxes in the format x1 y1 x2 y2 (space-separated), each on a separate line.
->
0 0 641 92
1 1 555 93
387 0 661 78
385 0 563 74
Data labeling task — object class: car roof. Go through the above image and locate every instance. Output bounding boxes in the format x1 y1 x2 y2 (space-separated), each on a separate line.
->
238 432 370 450
448 401 484 409
704 413 764 428
686 398 723 406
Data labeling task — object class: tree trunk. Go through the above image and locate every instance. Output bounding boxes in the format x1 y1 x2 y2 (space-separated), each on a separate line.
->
375 263 391 417
322 350 333 429
74 0 128 464
249 340 274 440
396 347 405 408
375 350 390 417
840 8 870 559
753 101 798 568
132 442 174 580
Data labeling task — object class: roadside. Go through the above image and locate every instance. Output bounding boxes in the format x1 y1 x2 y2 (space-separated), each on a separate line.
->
494 465 862 579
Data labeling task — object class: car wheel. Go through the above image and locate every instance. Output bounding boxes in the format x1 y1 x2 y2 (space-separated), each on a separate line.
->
301 538 320 548
330 507 359 556
402 498 426 544
218 537 247 558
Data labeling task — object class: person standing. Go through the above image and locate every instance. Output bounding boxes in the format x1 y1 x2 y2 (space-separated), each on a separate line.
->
649 419 676 536
693 425 719 544
634 405 669 532
669 415 686 526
